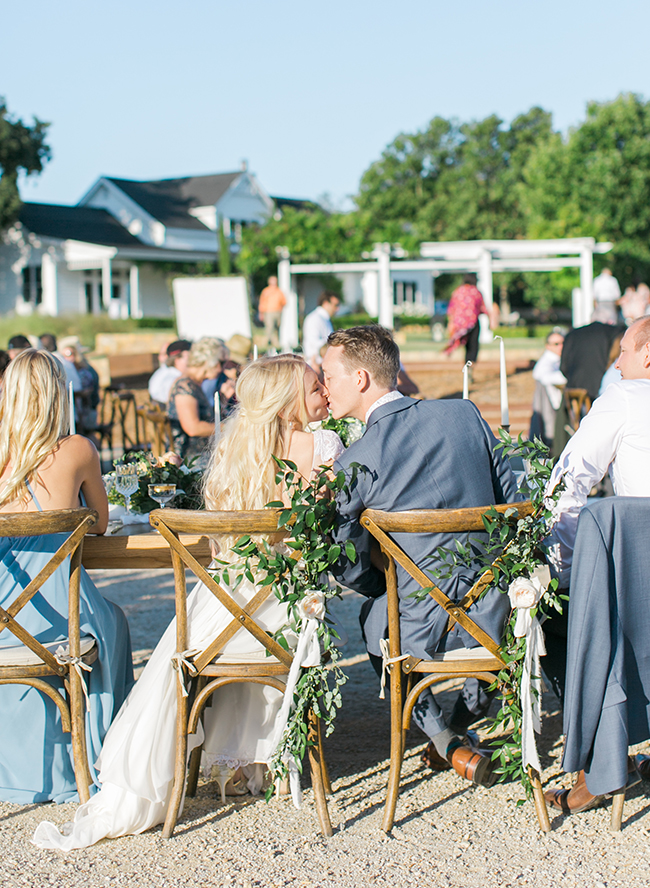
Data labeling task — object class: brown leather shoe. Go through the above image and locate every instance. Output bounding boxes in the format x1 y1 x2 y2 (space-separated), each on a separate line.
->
421 742 452 772
544 770 604 814
447 744 497 787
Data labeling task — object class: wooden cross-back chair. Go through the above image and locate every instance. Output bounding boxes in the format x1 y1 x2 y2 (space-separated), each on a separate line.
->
0 508 99 803
108 389 142 456
360 501 550 834
148 508 332 839
136 404 175 458
565 388 592 434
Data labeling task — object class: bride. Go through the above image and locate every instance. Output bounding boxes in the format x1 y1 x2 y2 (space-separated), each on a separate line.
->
34 354 344 850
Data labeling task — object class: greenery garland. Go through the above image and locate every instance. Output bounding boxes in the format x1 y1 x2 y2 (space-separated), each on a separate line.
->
413 432 564 796
209 457 360 797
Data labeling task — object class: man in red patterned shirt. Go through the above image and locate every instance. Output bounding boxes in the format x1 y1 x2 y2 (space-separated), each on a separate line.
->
444 273 493 363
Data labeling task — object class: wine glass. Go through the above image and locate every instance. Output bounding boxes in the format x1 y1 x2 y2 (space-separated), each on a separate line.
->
114 464 139 514
148 483 177 509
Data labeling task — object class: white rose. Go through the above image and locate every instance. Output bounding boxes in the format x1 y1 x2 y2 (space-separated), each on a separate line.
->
508 576 544 610
298 590 326 622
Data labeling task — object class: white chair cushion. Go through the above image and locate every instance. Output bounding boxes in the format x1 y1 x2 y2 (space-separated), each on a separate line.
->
0 636 96 667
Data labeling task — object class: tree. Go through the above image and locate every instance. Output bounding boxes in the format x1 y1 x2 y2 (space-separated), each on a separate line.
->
0 99 51 230
355 107 554 245
522 93 650 285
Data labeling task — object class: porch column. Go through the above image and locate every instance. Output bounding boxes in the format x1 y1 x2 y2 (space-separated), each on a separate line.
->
101 257 112 311
129 264 142 318
579 247 594 327
374 243 393 329
40 252 59 315
477 249 494 343
278 248 299 351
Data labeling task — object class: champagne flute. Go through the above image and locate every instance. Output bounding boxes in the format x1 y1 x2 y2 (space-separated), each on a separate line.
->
148 483 177 509
115 464 139 514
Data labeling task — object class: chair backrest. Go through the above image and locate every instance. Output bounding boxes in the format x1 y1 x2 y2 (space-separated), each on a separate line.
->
360 502 534 660
111 390 141 454
149 509 294 674
0 509 98 671
136 405 175 458
565 388 592 433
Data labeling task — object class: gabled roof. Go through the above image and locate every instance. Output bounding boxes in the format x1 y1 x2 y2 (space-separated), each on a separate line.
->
107 173 242 230
19 203 145 247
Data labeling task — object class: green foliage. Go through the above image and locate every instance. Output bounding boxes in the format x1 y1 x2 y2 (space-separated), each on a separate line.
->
320 415 366 447
108 451 204 512
218 218 231 276
0 99 51 230
210 458 362 790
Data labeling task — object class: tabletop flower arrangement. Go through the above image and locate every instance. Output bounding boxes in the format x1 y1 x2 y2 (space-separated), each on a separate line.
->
210 457 360 801
106 451 204 513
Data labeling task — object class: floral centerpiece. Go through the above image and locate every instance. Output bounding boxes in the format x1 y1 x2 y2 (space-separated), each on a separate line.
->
107 451 204 513
210 457 360 799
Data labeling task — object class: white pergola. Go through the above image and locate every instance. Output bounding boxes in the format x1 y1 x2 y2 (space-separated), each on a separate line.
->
277 237 613 350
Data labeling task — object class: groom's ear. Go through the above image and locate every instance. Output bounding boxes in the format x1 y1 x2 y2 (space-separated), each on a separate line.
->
356 368 372 391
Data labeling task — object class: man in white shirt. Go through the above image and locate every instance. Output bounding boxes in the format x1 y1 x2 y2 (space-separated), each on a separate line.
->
592 267 621 324
148 339 191 407
302 291 340 370
546 317 650 586
529 328 567 447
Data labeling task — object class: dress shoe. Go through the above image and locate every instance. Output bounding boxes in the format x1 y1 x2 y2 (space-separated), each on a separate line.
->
635 754 650 781
544 770 604 814
447 743 497 787
421 731 481 772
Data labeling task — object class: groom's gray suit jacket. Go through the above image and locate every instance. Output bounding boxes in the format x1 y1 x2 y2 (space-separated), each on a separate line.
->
332 396 521 661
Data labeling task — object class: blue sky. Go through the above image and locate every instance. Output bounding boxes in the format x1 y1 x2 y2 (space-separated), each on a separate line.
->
3 0 650 209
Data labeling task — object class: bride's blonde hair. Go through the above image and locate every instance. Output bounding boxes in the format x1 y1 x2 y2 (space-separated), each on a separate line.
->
0 349 69 506
203 354 311 512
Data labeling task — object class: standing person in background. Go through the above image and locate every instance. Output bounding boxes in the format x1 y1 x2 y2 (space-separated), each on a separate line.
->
592 267 621 324
258 275 287 352
444 274 496 365
302 291 340 372
148 340 191 409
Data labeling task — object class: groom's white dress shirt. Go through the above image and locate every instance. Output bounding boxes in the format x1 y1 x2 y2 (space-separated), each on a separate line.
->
364 390 403 423
547 378 650 584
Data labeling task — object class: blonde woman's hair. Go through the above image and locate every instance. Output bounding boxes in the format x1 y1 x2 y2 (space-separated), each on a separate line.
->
0 349 69 506
187 337 227 369
203 355 310 516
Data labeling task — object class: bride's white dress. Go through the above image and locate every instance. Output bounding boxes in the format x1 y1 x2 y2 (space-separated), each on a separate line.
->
33 429 345 850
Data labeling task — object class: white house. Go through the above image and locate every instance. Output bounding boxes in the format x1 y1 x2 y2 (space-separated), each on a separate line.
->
0 166 286 318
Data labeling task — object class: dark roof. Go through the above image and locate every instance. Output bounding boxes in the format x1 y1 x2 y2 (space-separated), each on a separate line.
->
271 195 318 212
107 173 242 229
19 203 145 247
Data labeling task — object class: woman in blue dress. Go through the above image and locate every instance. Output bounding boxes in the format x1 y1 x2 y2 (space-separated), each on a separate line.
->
0 349 134 803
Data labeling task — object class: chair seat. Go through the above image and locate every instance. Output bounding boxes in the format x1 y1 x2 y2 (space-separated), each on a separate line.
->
0 636 96 667
431 645 501 662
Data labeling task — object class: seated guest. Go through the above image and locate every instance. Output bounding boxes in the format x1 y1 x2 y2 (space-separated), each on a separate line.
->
529 328 566 448
148 339 191 408
0 349 133 803
7 334 31 360
324 325 520 786
39 332 82 392
167 337 221 466
0 350 10 381
59 336 101 433
598 332 623 394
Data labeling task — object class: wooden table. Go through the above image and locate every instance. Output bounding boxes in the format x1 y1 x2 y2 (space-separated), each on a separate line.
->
81 523 213 570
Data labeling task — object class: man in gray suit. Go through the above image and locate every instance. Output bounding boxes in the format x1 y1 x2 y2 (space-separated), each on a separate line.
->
322 325 520 786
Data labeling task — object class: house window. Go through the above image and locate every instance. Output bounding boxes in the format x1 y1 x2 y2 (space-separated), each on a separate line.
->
21 266 42 305
85 282 94 314
393 281 417 306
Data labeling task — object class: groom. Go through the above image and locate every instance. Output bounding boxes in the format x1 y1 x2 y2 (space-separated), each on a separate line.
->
322 325 521 785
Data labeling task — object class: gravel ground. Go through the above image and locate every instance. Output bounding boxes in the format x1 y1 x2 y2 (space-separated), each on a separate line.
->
2 570 650 888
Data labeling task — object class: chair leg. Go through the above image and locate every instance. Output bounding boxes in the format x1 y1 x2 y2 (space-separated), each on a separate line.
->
381 670 404 833
185 677 206 797
68 673 93 804
162 686 189 839
307 709 333 837
528 767 550 832
316 716 332 795
610 788 625 831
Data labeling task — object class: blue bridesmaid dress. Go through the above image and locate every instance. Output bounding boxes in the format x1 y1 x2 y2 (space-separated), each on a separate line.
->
0 490 134 804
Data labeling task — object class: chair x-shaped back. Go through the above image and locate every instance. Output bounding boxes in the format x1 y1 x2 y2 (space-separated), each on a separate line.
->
149 508 333 839
360 501 550 834
0 508 98 802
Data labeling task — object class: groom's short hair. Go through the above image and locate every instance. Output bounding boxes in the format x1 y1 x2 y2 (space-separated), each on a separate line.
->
326 325 400 388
